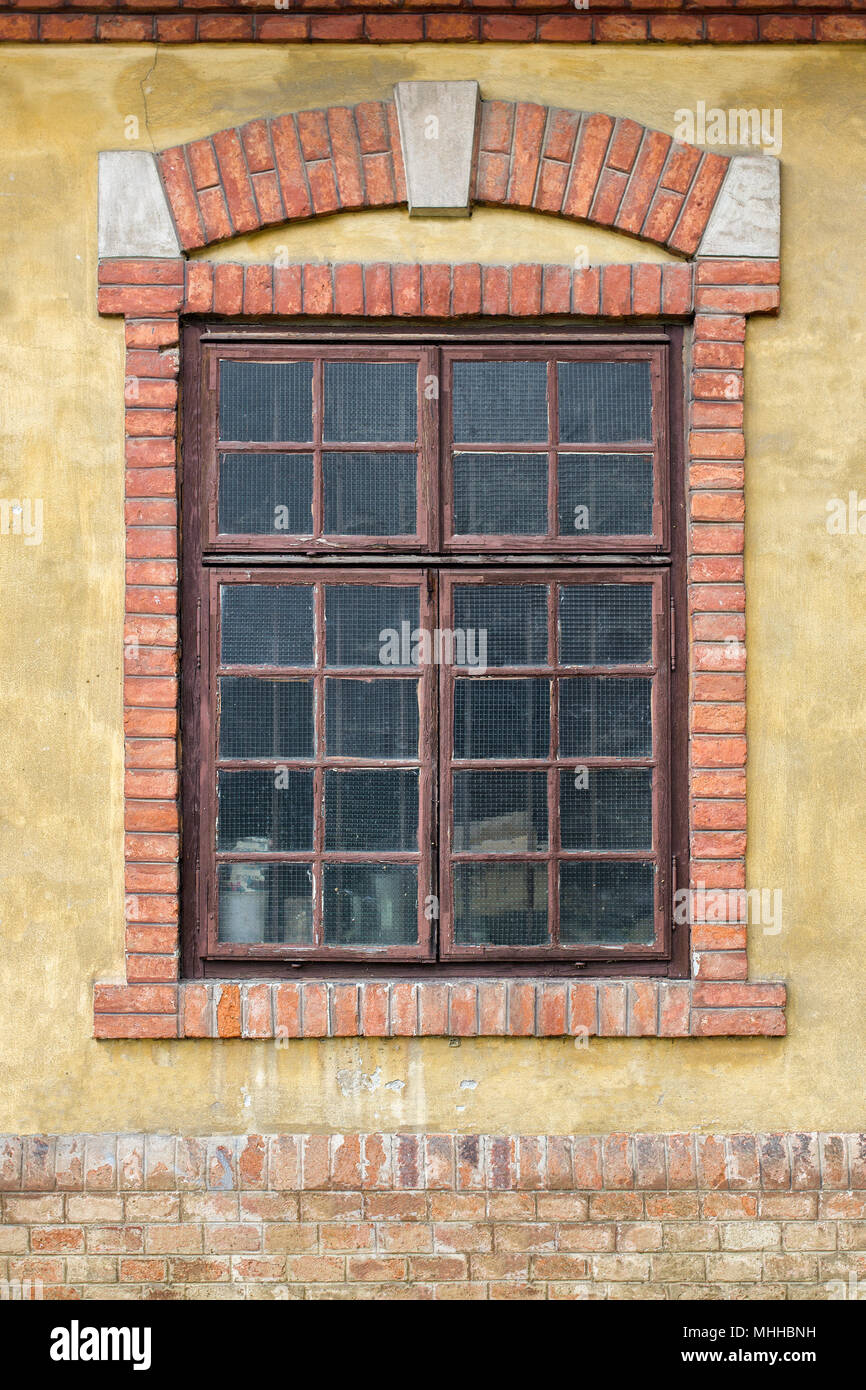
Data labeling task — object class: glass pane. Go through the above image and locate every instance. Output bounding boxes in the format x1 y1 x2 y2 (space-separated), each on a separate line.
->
453 864 548 945
217 769 314 851
325 770 418 851
325 678 419 759
557 361 652 443
323 864 417 946
218 862 313 945
325 585 420 668
560 861 655 945
559 584 653 666
453 770 548 852
452 361 548 442
219 678 314 760
218 453 313 536
323 452 416 536
558 453 654 537
453 585 547 667
560 768 652 851
219 360 313 442
221 585 314 667
454 679 550 760
453 453 547 535
559 677 652 758
323 361 417 443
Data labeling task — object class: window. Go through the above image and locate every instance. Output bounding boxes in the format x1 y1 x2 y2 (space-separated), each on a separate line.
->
182 328 686 975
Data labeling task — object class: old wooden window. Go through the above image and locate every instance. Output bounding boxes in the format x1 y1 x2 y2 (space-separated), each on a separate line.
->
182 327 687 976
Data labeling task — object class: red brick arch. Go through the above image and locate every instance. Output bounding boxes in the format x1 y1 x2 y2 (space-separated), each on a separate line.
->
157 99 729 257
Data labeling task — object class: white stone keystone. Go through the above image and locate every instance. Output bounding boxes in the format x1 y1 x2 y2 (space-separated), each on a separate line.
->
98 150 181 259
699 155 781 259
394 80 480 218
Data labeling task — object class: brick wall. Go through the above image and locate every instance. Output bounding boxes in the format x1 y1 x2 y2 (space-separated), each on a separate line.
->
1 1133 863 1299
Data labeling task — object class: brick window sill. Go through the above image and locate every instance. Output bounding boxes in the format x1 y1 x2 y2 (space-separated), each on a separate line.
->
93 978 786 1039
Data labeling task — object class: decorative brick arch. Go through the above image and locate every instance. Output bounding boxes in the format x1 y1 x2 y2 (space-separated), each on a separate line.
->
157 99 729 256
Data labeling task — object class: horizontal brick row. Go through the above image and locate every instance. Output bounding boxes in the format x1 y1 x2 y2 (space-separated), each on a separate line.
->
3 12 866 47
180 258 693 320
2 1133 862 1195
88 978 787 1039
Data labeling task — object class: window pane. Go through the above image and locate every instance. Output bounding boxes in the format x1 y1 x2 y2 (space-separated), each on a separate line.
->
453 453 547 535
559 584 653 666
558 361 652 443
323 864 417 945
325 678 419 759
452 361 548 442
453 770 548 852
453 864 548 945
218 862 313 945
217 769 314 851
325 585 420 668
559 677 652 758
325 770 418 851
323 452 416 535
219 360 313 442
560 767 652 850
558 453 653 536
219 678 314 759
454 678 550 760
453 585 547 667
218 453 313 537
221 585 314 667
560 861 655 945
323 361 417 443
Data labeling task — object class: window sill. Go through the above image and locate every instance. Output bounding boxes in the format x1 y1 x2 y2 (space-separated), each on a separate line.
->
93 977 786 1039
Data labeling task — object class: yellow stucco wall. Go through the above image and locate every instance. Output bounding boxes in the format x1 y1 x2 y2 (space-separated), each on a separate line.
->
1 44 864 1136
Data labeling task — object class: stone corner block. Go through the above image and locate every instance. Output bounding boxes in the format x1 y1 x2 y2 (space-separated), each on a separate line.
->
98 150 182 260
699 154 780 260
394 80 480 218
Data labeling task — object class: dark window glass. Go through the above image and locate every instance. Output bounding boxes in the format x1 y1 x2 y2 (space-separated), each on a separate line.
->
559 584 653 666
558 453 653 537
454 678 550 760
453 585 548 667
324 770 419 851
218 863 313 945
559 677 652 758
452 361 548 442
325 678 419 760
453 864 548 946
453 453 547 535
560 767 652 851
218 678 314 760
217 769 314 852
221 585 314 667
219 361 313 442
323 864 417 945
325 585 420 668
323 452 416 535
219 453 313 537
323 361 417 443
558 360 652 443
560 861 655 945
453 770 548 852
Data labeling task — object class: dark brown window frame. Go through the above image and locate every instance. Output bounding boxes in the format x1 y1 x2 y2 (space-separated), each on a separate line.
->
181 320 689 981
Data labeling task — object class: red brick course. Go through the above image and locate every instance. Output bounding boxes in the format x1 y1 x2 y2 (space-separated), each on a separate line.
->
2 4 865 45
0 1131 862 1299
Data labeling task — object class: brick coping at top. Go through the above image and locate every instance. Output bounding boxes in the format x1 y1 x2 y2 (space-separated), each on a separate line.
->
2 7 866 47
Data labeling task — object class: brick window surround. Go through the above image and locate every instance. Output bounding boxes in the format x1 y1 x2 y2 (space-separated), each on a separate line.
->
95 94 785 1040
